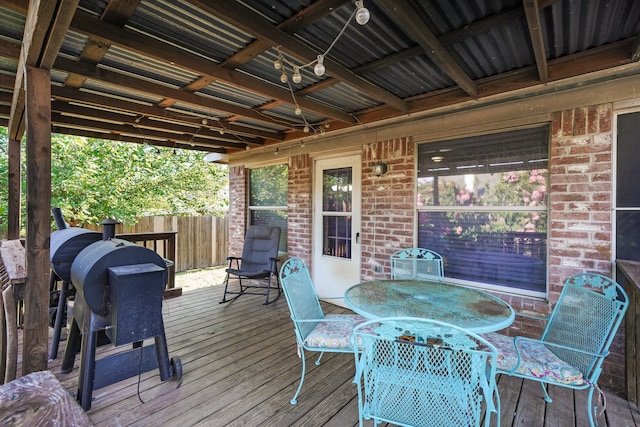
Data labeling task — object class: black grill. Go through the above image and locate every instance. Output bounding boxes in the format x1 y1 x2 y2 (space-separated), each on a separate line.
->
52 224 182 411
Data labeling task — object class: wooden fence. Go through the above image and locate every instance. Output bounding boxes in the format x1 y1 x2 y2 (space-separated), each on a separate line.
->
85 215 229 273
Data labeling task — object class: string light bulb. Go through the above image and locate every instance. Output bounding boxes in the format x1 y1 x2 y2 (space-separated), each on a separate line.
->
294 106 302 116
314 55 325 76
280 71 288 83
273 59 282 70
355 1 370 25
292 66 302 83
303 125 310 133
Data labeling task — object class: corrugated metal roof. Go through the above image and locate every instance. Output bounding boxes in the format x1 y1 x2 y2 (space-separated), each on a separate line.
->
1 0 639 154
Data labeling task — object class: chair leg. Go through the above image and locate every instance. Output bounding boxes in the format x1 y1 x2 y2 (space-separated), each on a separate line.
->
263 274 272 305
315 351 324 366
263 272 282 305
587 386 597 427
291 347 307 405
219 272 231 303
540 382 552 402
219 272 241 304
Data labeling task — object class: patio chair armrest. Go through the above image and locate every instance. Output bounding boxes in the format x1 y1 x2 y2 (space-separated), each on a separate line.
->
294 317 357 326
513 336 601 359
226 256 242 269
317 296 344 302
515 310 549 321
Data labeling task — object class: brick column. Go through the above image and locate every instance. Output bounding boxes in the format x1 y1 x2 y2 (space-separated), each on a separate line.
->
361 137 415 279
228 165 247 256
548 104 613 300
287 154 312 266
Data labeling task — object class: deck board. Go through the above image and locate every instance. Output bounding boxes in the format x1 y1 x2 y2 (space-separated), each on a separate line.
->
31 283 640 426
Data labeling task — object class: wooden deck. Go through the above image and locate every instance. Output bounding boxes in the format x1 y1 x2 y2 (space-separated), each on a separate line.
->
36 283 640 426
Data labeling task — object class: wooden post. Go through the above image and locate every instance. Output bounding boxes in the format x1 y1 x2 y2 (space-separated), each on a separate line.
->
7 139 21 240
23 65 51 375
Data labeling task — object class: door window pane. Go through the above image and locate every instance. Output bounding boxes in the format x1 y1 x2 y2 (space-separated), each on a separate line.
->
322 167 352 258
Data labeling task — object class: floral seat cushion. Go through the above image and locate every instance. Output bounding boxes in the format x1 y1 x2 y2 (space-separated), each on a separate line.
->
303 314 374 349
483 332 584 386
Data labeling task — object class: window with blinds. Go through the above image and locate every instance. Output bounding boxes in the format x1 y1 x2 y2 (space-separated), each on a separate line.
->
616 111 640 264
416 126 549 295
249 164 288 252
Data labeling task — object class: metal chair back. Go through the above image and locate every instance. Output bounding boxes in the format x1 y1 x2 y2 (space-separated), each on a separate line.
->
542 272 628 384
279 257 366 404
484 272 629 427
391 248 444 281
353 316 499 427
279 257 325 341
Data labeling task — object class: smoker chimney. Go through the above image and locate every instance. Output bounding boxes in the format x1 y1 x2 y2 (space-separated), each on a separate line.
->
100 218 120 240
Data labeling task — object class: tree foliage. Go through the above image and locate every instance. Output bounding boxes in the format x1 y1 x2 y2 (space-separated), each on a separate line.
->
0 127 228 234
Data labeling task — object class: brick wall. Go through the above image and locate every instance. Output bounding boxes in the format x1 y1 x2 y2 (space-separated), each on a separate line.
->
227 103 625 393
228 165 246 257
287 154 312 267
505 103 621 392
549 103 624 393
361 138 415 279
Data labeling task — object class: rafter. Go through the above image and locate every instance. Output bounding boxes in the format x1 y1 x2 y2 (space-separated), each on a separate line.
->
8 0 79 141
69 9 356 124
221 0 351 69
523 0 549 83
376 0 477 99
188 0 409 113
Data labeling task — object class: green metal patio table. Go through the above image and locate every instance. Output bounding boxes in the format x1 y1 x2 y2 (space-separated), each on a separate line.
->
344 279 515 333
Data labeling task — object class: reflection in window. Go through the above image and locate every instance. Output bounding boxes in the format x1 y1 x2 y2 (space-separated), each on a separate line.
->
417 127 549 294
249 164 288 252
322 168 352 258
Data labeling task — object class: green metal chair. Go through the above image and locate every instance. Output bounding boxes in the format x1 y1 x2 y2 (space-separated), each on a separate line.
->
483 273 629 427
390 247 444 281
279 257 371 404
352 316 500 427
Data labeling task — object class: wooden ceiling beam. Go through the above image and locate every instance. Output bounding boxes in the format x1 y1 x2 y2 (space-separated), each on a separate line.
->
50 100 264 147
51 126 226 153
523 0 549 83
376 0 477 99
188 0 409 113
8 0 79 141
64 0 141 88
221 0 350 69
47 86 279 142
50 112 245 150
53 56 290 128
69 9 356 124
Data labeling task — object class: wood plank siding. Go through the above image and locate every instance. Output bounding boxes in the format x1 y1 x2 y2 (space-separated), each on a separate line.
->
31 283 640 426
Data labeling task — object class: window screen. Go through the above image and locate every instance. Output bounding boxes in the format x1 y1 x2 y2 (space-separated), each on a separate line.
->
616 111 640 261
417 127 549 294
249 164 288 252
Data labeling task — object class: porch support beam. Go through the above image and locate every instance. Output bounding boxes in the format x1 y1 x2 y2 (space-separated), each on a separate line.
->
7 139 21 240
23 65 51 375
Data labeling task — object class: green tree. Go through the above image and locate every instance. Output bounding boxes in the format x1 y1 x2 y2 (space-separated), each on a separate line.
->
0 127 228 236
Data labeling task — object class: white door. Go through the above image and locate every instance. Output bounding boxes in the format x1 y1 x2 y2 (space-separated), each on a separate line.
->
312 156 361 305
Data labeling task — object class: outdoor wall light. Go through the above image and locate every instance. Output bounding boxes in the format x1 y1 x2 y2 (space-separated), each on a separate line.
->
374 161 388 177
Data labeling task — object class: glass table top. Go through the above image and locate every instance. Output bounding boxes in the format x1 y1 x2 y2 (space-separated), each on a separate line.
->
344 279 515 333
